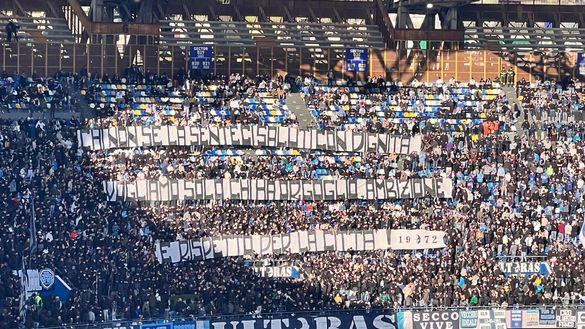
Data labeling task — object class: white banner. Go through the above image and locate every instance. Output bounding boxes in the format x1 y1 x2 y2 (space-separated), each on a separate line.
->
577 311 585 329
103 178 453 201
390 230 449 250
77 126 422 154
155 229 447 264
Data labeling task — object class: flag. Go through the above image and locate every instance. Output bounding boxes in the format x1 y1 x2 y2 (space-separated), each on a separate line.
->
579 221 585 246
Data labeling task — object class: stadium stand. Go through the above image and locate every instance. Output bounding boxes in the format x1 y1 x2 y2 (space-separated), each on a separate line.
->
1 0 585 328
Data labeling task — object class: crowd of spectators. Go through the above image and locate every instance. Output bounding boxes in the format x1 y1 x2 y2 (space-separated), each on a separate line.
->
0 71 75 116
0 71 584 329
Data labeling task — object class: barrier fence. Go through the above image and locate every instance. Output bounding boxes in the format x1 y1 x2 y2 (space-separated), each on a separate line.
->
39 306 585 329
1 42 581 83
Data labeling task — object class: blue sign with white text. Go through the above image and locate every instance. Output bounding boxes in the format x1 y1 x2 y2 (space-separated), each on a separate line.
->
189 45 213 70
345 48 368 72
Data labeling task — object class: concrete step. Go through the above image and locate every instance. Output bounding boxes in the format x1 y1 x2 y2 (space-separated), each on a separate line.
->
285 93 314 129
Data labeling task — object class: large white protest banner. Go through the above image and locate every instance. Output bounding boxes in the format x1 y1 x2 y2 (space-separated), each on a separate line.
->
155 228 447 264
103 178 453 201
77 125 422 154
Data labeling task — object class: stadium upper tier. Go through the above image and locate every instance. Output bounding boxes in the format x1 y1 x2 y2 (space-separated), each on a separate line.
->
158 20 386 48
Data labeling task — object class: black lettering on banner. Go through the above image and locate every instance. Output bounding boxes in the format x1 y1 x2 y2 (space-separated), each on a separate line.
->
106 128 118 148
200 237 215 259
326 130 336 152
335 131 347 151
399 136 411 155
260 235 272 255
309 129 318 150
298 231 309 253
288 128 299 149
182 181 194 200
229 126 241 146
422 178 436 198
208 127 220 146
256 127 267 146
399 180 411 199
149 180 159 201
279 181 289 200
242 235 254 256
363 230 375 250
158 242 174 263
159 179 170 201
271 235 283 254
189 240 204 261
241 126 254 146
214 180 224 200
266 126 279 147
219 126 228 145
213 236 228 258
235 236 244 257
411 179 424 198
385 180 398 198
204 180 215 200
240 180 250 200
302 181 314 201
302 129 312 151
355 231 365 250
127 126 138 147
194 180 205 200
141 127 153 147
166 126 177 146
118 126 130 148
314 230 326 251
351 131 365 152
366 133 378 153
307 231 318 252
151 126 163 146
289 181 301 200
178 240 192 262
375 180 387 199
189 126 200 146
266 180 277 200
385 228 393 247
323 180 336 201
125 183 136 201
256 180 266 200
296 129 306 150
313 181 323 201
335 180 346 200
280 233 291 254
435 178 448 198
91 129 104 150
335 231 345 251
316 131 327 151
135 181 146 201
365 179 376 199
174 126 185 146
277 127 289 148
377 134 388 154
343 231 356 250
288 232 300 254
388 136 399 154
103 181 115 202
324 231 336 251
347 180 359 199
